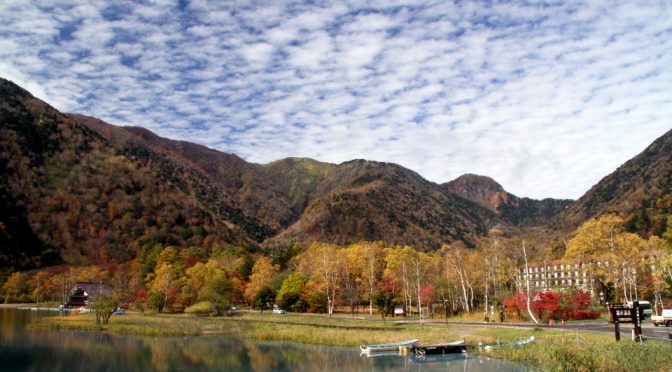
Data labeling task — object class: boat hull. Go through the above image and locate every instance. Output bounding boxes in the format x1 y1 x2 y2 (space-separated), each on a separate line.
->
360 339 419 355
411 340 466 355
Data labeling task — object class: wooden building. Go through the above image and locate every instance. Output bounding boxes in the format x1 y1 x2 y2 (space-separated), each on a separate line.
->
67 282 111 307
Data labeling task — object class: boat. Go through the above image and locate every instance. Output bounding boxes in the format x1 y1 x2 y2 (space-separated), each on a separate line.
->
483 336 535 351
411 340 466 355
360 339 419 355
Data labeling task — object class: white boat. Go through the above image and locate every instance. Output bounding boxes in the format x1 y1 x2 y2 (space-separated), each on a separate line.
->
360 339 419 355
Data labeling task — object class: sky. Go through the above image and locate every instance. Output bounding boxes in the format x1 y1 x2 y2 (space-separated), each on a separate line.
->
1 0 671 200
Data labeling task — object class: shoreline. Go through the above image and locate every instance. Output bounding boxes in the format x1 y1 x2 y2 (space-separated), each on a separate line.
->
0 303 39 308
31 311 672 371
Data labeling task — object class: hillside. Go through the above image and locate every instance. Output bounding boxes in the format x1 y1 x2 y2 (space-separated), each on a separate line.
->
5 78 667 268
444 174 573 227
75 116 295 232
0 79 265 267
261 157 335 214
75 112 505 250
553 128 672 236
0 78 510 267
268 160 500 250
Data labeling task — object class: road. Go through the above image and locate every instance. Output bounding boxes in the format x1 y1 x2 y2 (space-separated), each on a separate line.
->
392 318 672 342
554 320 672 341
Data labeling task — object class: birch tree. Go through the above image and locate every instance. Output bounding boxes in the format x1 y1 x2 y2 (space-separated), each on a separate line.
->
443 244 473 313
149 262 174 312
565 214 626 301
384 247 414 314
363 242 385 315
647 236 670 313
517 240 540 325
295 243 341 316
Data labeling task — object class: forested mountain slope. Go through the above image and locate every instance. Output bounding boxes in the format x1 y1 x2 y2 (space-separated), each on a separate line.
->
268 160 500 250
553 128 672 236
0 79 262 267
4 77 667 269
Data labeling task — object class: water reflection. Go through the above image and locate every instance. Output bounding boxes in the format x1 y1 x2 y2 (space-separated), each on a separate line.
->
0 308 527 371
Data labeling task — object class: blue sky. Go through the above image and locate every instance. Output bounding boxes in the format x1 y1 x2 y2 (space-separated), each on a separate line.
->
1 0 670 199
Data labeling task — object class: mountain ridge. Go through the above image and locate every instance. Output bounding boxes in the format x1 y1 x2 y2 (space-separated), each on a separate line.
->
2 77 670 268
443 174 574 227
552 127 672 236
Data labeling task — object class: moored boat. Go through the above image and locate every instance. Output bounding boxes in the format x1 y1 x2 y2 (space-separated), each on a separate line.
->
360 339 419 355
411 340 466 355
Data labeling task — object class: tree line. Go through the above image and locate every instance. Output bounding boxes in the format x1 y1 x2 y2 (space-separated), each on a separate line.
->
2 214 672 321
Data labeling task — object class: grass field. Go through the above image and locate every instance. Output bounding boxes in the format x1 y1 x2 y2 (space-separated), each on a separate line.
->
39 311 672 371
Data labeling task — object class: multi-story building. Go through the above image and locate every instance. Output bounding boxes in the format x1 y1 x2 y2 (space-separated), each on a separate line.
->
517 260 609 295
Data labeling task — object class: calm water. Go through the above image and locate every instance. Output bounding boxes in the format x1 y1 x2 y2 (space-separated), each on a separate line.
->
0 308 527 371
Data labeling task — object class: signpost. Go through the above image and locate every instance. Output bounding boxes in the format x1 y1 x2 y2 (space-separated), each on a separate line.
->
608 301 643 342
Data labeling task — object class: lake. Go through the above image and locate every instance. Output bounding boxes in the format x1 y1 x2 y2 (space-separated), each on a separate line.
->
0 307 527 371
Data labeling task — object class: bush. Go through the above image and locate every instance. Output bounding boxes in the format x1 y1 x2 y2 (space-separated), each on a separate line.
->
185 301 214 317
566 310 600 320
307 292 327 313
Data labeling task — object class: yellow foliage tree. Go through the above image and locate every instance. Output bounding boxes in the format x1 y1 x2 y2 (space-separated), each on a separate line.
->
294 243 341 315
244 257 278 304
648 236 671 311
149 262 174 312
3 272 27 303
565 214 647 303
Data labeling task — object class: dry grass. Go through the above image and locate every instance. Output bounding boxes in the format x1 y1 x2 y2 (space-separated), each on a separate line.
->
39 311 672 371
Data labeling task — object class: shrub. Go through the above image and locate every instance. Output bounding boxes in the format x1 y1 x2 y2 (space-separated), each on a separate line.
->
307 291 327 313
185 301 213 317
566 310 600 320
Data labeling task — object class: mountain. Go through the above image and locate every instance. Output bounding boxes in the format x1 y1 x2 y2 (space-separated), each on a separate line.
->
267 160 500 250
74 115 295 232
553 128 672 236
5 77 666 268
0 78 268 267
261 157 335 214
0 78 506 267
72 112 504 250
444 174 573 227
79 123 502 249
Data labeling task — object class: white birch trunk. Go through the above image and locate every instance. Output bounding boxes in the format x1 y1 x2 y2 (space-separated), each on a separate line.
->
521 241 539 325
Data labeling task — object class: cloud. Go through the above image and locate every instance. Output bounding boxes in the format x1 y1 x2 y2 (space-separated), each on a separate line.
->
1 0 671 199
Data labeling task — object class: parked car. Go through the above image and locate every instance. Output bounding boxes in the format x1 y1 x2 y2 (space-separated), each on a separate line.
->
272 308 285 314
393 306 406 316
230 305 238 312
627 300 652 319
651 309 672 327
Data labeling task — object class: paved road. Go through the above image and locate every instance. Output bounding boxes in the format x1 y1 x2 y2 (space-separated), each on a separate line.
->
392 319 672 342
556 320 672 341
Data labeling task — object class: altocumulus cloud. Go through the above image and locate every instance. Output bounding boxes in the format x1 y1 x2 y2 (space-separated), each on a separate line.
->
1 0 671 199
